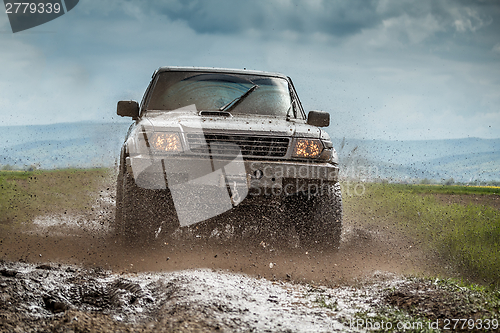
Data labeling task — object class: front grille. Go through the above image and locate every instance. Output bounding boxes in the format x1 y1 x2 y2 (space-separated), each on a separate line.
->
187 133 289 158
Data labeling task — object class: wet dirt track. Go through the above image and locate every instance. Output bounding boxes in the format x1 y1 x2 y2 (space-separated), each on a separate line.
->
0 186 463 332
0 185 438 285
1 211 436 289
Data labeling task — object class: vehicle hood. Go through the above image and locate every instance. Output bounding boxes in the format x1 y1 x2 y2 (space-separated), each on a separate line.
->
142 110 321 138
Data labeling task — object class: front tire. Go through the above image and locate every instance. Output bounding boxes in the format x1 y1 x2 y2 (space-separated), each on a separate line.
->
117 170 177 246
289 182 342 251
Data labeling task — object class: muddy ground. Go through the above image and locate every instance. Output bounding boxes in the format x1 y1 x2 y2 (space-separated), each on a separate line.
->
432 193 500 211
0 181 498 332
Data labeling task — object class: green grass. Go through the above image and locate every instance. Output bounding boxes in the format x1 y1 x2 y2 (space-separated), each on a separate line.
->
0 168 110 225
392 183 500 196
344 182 500 288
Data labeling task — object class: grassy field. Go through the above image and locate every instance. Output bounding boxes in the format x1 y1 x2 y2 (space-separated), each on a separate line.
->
0 168 110 226
395 183 500 195
344 182 500 288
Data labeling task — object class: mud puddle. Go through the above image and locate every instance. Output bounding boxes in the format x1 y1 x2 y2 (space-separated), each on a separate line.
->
0 260 439 332
2 260 497 332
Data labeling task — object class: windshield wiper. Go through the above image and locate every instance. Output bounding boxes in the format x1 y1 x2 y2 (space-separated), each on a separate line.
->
286 99 297 121
219 85 259 112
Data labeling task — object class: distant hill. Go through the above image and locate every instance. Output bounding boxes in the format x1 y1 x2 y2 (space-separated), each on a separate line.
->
0 122 131 169
0 122 498 182
331 137 500 182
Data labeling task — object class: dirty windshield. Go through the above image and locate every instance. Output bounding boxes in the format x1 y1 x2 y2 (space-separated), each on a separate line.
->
147 72 292 116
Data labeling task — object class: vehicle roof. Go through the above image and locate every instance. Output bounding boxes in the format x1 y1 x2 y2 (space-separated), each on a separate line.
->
155 66 289 79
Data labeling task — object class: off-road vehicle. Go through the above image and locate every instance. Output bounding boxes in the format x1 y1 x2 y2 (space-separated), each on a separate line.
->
115 67 341 248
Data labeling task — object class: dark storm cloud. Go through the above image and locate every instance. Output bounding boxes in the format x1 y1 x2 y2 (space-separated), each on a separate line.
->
131 0 382 37
124 0 500 42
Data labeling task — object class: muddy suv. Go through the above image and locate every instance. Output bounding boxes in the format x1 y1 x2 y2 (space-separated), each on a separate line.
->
115 67 341 248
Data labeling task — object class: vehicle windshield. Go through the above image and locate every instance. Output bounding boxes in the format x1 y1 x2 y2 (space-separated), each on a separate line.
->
147 72 292 117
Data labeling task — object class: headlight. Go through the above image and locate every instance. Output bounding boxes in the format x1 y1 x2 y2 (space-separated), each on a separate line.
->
149 132 183 152
292 138 323 158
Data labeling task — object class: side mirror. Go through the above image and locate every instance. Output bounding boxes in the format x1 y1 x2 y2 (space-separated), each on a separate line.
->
117 101 139 119
307 110 329 127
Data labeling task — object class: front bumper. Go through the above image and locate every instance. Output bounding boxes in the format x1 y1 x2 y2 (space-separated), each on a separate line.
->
126 155 339 193
125 155 339 225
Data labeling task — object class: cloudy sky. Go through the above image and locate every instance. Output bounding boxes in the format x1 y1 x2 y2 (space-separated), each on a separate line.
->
1 0 499 140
